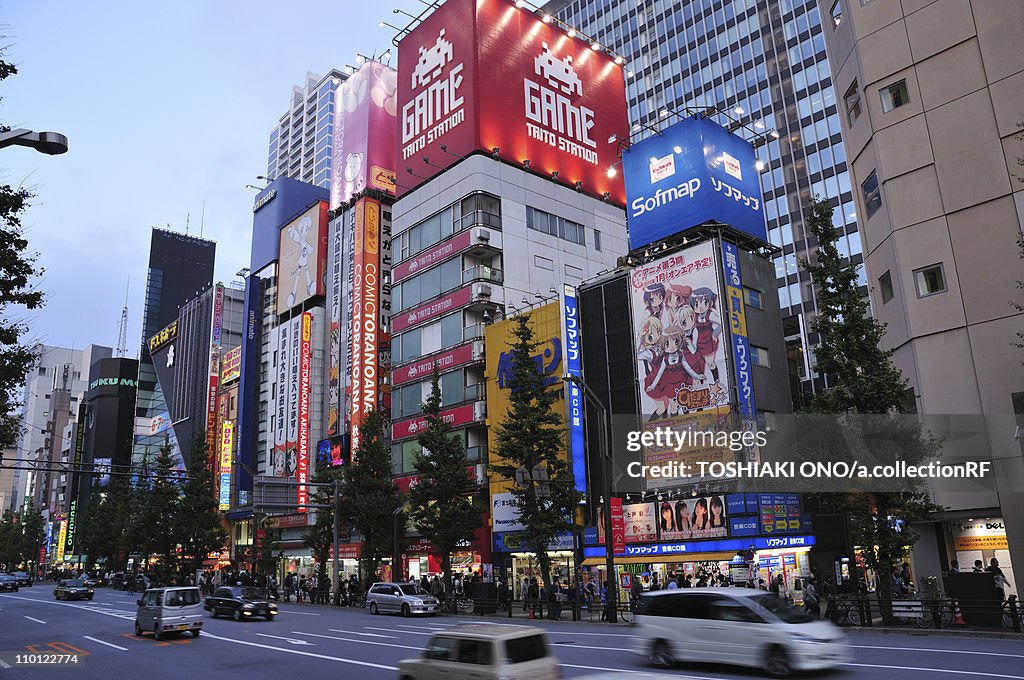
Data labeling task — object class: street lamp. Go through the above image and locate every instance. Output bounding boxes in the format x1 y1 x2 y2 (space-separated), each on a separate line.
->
563 373 618 623
0 128 68 155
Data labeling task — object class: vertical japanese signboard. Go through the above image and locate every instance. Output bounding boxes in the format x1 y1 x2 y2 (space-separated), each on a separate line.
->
297 311 313 511
560 284 586 495
349 197 381 453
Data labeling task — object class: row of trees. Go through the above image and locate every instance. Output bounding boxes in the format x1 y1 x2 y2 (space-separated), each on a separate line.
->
0 505 45 571
76 437 226 577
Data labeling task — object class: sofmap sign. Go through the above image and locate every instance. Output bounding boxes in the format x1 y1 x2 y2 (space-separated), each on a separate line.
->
561 284 586 495
396 0 628 205
623 116 767 250
583 534 816 558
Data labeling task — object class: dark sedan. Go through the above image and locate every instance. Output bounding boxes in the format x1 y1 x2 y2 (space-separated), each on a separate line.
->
7 572 32 587
0 574 19 592
204 586 278 621
54 578 94 601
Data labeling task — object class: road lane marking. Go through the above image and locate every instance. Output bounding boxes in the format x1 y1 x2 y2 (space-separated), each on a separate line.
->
199 630 397 670
551 641 632 652
852 644 1024 659
275 610 321 615
329 629 396 638
255 633 312 646
560 663 650 674
83 636 128 651
24 616 46 624
395 623 452 631
844 663 1024 679
364 626 433 635
0 657 10 668
291 630 421 651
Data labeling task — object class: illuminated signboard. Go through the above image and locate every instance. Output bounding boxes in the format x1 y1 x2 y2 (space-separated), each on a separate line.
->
211 283 224 347
349 197 381 453
297 311 312 511
396 0 628 205
205 347 220 466
219 421 234 472
560 284 586 495
149 319 178 353
218 473 231 511
721 242 756 426
221 346 242 384
622 116 767 250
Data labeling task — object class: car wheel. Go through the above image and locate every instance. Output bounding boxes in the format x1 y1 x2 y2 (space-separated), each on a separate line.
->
369 602 379 615
154 630 163 641
764 645 793 678
401 604 411 618
191 629 201 638
88 595 93 600
233 608 242 622
649 639 675 669
134 621 143 637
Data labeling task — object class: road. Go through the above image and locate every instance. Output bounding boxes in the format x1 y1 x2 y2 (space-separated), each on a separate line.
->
2 585 1023 679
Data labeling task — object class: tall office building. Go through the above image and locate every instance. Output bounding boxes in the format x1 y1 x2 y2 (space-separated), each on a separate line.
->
818 0 1024 590
8 345 111 515
266 70 347 190
551 0 861 406
133 228 216 468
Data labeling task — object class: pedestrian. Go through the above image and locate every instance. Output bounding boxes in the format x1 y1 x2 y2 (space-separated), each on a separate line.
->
803 578 819 618
972 560 985 572
528 577 540 618
284 572 294 602
522 577 530 611
769 574 780 596
987 558 1011 600
420 574 429 593
269 574 279 601
949 560 960 573
599 581 609 621
667 576 679 590
297 575 306 604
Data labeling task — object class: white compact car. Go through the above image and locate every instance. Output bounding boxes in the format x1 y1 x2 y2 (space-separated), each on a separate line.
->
632 588 851 677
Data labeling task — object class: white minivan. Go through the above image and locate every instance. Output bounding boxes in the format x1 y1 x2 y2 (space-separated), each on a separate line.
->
135 587 204 640
632 588 850 678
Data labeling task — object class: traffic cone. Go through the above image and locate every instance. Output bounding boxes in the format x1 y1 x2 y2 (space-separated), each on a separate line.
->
953 600 966 626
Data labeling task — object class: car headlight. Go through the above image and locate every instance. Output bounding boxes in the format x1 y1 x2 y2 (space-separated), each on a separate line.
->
410 599 423 605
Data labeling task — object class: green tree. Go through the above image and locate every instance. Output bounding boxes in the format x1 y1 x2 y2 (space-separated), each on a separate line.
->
801 196 939 619
131 444 181 574
173 436 228 575
0 53 45 450
78 473 135 570
408 369 482 581
490 313 580 591
303 464 344 592
0 509 16 569
0 504 45 570
340 409 400 581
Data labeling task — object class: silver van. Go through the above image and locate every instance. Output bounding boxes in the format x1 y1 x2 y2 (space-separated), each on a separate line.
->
135 587 204 640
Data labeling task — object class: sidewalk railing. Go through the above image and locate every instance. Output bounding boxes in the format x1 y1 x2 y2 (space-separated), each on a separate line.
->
822 594 1022 631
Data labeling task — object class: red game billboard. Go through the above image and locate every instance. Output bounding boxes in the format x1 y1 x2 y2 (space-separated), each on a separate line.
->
396 0 627 205
331 62 398 210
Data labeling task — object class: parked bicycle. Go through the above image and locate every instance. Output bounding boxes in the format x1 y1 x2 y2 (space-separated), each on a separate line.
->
442 596 475 615
1002 595 1023 630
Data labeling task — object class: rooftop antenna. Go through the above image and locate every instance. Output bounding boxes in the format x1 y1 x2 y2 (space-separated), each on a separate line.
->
200 201 206 239
185 212 190 236
116 278 130 358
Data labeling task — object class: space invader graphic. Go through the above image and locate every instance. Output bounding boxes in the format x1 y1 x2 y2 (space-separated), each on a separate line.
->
534 42 583 97
285 215 318 309
412 28 454 89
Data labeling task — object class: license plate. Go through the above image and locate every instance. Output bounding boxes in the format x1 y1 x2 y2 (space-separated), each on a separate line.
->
177 624 188 630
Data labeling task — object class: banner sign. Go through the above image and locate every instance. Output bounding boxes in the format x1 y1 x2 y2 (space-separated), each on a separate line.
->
350 197 382 453
391 285 472 333
722 241 756 423
297 311 313 511
391 403 476 440
582 534 817 558
758 493 802 534
393 343 475 386
560 284 586 495
392 228 472 283
610 497 626 555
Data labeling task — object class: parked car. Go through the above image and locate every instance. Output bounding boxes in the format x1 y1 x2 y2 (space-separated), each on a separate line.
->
366 582 439 617
0 574 19 592
7 571 32 587
134 587 203 640
204 586 278 621
398 624 559 680
54 578 94 601
632 588 851 678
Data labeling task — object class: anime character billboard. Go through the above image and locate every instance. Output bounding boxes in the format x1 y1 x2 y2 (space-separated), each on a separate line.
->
630 240 730 419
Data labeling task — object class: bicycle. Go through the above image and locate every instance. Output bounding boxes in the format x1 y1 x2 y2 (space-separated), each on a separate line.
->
1002 596 1023 630
827 597 864 627
442 596 475 615
915 598 954 629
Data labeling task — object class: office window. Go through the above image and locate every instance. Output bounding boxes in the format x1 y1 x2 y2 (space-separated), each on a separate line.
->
861 171 882 218
879 79 909 113
594 230 602 251
844 81 861 126
744 287 763 309
879 271 894 303
830 1 842 28
751 345 770 367
913 264 947 298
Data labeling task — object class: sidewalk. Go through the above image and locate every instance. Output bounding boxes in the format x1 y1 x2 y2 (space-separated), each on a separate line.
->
843 624 1024 640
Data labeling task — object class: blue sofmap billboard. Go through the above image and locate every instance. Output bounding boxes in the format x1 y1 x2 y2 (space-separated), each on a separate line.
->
623 116 767 250
560 284 587 497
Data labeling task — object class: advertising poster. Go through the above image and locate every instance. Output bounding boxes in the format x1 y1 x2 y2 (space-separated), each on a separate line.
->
349 197 382 453
622 115 767 250
221 346 242 384
630 242 736 487
395 0 628 205
277 202 329 315
758 493 801 534
331 61 398 210
623 501 657 543
610 497 626 555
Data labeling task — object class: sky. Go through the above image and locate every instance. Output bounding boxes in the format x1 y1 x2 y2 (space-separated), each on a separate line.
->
2 1 399 356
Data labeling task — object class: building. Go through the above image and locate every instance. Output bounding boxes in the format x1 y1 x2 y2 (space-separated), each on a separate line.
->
146 283 245 469
550 0 862 408
10 344 111 514
133 228 216 469
266 69 348 190
818 0 1024 592
387 0 630 582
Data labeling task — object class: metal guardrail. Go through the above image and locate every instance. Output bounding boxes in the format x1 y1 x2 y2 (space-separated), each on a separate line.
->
822 595 1022 631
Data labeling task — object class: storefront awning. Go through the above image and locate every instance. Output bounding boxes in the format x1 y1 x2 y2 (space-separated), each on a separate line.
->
583 551 737 566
